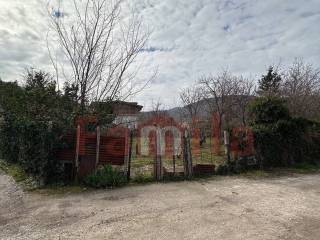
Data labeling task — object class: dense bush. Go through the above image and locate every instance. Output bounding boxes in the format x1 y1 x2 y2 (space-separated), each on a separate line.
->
302 121 320 163
84 165 127 188
249 97 320 168
0 70 76 184
248 97 290 125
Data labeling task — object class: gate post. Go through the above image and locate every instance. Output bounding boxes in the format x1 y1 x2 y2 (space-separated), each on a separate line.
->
224 130 231 165
183 129 193 179
74 124 81 182
154 127 163 181
127 129 134 181
95 126 101 170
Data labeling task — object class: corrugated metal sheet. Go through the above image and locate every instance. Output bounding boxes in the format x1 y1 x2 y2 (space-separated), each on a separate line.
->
56 129 127 177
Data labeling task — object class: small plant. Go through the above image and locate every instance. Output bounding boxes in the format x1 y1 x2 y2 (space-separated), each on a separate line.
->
84 165 127 188
292 162 320 172
0 159 38 190
132 171 154 184
0 159 28 182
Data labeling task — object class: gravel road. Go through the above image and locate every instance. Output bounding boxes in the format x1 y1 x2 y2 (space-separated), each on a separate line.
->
1 170 320 240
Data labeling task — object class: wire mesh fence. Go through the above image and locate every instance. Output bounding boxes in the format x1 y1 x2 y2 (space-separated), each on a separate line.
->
128 115 228 180
56 114 256 181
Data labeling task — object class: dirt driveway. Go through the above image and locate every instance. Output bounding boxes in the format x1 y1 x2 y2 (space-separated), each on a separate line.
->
1 171 320 240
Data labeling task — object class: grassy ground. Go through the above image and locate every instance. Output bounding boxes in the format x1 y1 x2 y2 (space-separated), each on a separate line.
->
240 162 320 179
192 142 226 166
0 159 90 195
131 142 227 177
0 159 29 183
2 157 320 194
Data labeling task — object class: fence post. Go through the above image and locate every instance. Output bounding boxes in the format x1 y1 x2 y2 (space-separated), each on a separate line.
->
173 155 176 175
127 129 133 181
154 127 163 181
74 124 81 182
183 129 193 179
95 126 101 170
224 130 231 165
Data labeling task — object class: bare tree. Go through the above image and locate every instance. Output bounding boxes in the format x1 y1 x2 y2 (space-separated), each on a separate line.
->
149 98 166 119
199 70 238 134
48 0 152 113
282 58 320 120
179 85 204 123
233 76 256 125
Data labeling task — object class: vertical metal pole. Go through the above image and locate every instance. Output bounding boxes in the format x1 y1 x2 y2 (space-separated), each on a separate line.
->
187 131 193 178
75 124 81 182
155 127 163 181
210 128 213 164
173 155 176 175
127 130 133 181
95 126 101 170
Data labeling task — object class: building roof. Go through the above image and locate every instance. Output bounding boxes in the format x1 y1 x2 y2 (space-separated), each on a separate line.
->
110 101 143 109
110 101 143 115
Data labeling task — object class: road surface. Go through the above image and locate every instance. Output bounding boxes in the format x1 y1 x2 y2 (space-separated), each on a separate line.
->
1 170 320 240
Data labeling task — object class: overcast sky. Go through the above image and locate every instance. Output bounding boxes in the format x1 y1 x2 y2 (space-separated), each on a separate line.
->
0 0 320 109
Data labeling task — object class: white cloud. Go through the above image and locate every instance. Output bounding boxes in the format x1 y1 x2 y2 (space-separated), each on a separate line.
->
0 0 320 109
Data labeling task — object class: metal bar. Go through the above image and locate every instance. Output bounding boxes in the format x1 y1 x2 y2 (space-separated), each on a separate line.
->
75 124 81 182
127 130 133 181
95 126 101 170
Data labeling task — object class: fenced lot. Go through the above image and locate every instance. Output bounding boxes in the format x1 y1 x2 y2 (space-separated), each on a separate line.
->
1 169 320 240
56 114 256 182
126 114 254 181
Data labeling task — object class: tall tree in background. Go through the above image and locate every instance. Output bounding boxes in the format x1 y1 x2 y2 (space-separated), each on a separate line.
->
200 70 238 134
148 98 166 119
233 77 256 125
49 0 152 114
282 58 320 120
258 66 282 97
179 85 203 123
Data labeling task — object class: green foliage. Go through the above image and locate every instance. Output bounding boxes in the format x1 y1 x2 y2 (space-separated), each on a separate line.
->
303 121 320 162
0 80 25 115
15 120 65 183
132 171 154 184
84 165 127 188
0 159 38 190
0 69 77 184
249 96 319 168
0 159 28 183
258 66 282 96
89 100 115 126
248 97 290 125
293 162 320 171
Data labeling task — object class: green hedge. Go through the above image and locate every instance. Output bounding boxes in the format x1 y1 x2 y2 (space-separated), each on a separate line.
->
0 117 67 184
249 97 320 168
0 71 76 184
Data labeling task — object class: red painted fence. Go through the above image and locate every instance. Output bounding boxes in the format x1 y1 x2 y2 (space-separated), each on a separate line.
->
56 116 128 178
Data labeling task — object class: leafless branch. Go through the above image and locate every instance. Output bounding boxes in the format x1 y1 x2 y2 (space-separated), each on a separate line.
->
48 0 153 113
282 58 320 120
179 84 204 122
